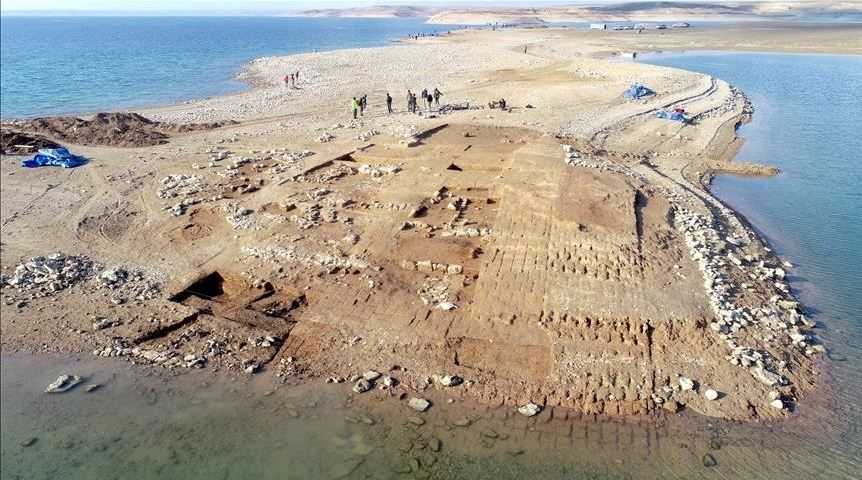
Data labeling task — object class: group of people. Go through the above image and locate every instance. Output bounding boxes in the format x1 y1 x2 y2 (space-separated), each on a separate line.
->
406 88 443 113
350 95 369 119
283 71 300 88
349 88 443 119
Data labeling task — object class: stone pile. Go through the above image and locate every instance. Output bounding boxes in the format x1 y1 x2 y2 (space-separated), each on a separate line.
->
355 129 379 141
2 254 98 295
223 202 256 230
358 164 401 177
401 260 463 275
98 266 163 303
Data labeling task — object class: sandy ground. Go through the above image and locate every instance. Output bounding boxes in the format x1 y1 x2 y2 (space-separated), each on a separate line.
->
1 23 847 422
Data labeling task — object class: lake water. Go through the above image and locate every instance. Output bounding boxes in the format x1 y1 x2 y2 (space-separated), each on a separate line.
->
0 16 458 118
1 32 861 479
643 50 862 476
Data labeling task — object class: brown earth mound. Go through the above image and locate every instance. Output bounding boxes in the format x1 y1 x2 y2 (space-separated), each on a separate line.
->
5 112 238 148
0 128 64 155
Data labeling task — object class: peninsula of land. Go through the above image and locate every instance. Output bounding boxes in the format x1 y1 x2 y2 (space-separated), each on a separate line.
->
2 22 858 422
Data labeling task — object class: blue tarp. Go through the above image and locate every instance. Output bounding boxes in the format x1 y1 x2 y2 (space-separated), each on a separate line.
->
655 110 689 123
623 83 654 100
22 148 88 169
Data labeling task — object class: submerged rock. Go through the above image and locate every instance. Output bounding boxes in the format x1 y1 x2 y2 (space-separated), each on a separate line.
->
408 397 431 412
45 374 83 393
750 365 783 386
702 453 718 467
353 378 373 394
518 402 542 417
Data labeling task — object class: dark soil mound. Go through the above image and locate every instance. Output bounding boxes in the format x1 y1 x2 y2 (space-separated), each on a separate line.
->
0 128 64 155
5 113 238 148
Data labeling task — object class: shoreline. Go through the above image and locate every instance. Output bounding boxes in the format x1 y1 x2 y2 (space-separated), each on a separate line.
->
0 23 847 423
3 23 859 122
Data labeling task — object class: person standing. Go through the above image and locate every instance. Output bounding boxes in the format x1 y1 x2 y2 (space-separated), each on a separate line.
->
433 88 442 107
359 95 367 116
351 97 359 119
284 74 290 87
295 70 300 84
386 93 393 114
406 90 414 113
421 88 428 109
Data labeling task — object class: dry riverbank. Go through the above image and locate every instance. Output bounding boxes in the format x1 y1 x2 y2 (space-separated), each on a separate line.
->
1 24 849 423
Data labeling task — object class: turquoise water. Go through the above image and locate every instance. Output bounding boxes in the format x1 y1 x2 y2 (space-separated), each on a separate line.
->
644 50 862 473
0 16 458 118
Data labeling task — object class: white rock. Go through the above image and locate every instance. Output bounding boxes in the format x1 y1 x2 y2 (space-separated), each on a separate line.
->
408 397 431 412
678 376 695 391
352 378 373 393
770 399 785 410
45 374 83 393
704 389 719 401
362 370 381 381
518 402 542 417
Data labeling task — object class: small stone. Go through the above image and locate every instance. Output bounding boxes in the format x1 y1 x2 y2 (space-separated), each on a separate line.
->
770 399 785 410
362 370 381 381
353 378 373 394
21 437 38 447
408 397 431 412
704 389 719 401
429 437 442 452
407 416 426 426
768 390 781 401
85 384 101 393
517 402 541 417
663 400 681 413
439 375 463 387
678 377 695 391
453 417 472 427
702 453 718 467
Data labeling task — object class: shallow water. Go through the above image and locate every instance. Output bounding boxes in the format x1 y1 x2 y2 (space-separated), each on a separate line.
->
0 353 854 480
0 17 458 118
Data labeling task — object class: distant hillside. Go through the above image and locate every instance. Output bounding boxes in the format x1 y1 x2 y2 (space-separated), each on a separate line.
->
292 5 438 19
290 2 862 25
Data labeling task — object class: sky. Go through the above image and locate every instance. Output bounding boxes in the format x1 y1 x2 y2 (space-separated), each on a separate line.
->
0 0 732 14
